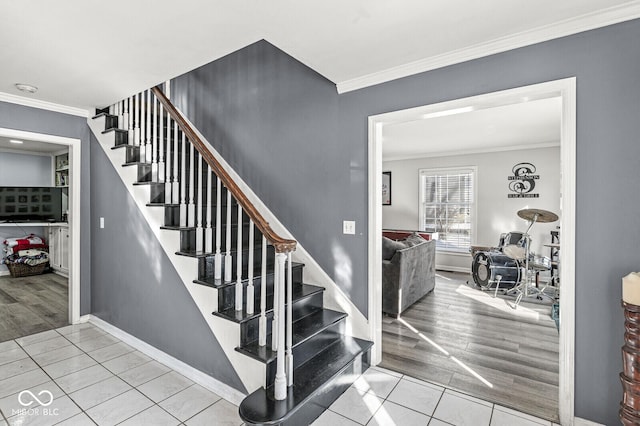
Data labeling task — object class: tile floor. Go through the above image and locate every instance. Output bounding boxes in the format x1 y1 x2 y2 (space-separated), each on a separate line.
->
0 323 560 426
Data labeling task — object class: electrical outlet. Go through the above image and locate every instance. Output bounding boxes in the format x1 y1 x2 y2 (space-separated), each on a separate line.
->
343 220 356 235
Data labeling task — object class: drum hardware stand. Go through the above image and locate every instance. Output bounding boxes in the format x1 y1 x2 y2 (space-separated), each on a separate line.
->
505 209 559 309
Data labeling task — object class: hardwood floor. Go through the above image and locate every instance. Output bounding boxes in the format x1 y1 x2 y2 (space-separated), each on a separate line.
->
0 272 69 342
380 270 559 422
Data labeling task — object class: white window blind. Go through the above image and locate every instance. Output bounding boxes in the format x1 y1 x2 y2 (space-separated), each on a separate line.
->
420 168 475 252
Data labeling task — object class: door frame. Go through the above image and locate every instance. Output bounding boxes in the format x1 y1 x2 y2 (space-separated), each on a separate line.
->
367 77 576 424
0 127 82 324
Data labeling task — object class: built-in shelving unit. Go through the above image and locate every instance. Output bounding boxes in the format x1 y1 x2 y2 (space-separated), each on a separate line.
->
55 152 69 188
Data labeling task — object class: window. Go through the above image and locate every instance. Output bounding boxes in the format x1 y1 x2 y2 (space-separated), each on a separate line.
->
420 167 475 252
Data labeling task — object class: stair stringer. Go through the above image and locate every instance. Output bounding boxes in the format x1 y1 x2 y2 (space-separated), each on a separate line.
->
88 116 266 395
173 108 371 343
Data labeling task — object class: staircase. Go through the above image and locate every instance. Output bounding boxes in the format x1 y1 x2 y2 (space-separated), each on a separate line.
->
89 85 372 425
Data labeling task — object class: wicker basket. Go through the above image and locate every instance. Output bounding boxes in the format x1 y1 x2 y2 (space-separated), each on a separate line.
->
6 261 48 278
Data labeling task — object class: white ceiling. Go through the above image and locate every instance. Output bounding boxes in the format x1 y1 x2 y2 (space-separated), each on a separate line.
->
382 97 562 160
0 136 66 154
0 0 638 111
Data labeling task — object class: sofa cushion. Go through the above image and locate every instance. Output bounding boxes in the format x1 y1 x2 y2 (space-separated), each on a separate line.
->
382 236 406 260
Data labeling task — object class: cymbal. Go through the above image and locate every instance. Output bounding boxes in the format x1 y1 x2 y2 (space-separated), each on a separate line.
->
517 208 559 223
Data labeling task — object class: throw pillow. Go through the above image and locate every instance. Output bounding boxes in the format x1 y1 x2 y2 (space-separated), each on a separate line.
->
405 232 426 247
382 236 406 260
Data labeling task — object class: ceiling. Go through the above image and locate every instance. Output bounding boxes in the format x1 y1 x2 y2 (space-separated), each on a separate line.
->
382 97 562 160
0 136 66 154
0 0 638 111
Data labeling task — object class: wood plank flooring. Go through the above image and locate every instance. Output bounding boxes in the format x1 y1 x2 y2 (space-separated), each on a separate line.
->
380 270 559 422
0 272 69 342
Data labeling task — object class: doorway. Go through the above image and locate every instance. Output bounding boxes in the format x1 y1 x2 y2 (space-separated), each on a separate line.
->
367 78 576 425
0 127 81 332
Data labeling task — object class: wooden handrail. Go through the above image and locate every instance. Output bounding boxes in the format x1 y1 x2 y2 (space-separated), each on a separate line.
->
152 86 297 254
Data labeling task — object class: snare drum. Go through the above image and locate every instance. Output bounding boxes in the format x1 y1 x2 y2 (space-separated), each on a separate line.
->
530 255 551 270
472 251 521 290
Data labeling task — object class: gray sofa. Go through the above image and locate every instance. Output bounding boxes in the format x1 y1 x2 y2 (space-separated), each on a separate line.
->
382 236 436 316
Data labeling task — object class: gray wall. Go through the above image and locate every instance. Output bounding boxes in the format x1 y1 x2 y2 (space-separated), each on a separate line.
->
171 21 640 422
89 135 246 392
0 101 91 315
0 152 52 186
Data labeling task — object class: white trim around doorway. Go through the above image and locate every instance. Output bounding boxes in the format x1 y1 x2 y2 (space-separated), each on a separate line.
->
0 127 82 325
367 77 576 425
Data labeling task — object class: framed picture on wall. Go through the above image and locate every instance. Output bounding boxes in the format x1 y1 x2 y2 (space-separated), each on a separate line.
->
382 171 392 205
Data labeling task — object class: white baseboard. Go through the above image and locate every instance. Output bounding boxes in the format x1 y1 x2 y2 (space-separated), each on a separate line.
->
574 417 605 426
87 314 246 405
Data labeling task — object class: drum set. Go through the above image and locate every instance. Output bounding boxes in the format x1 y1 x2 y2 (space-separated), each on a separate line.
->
471 208 559 307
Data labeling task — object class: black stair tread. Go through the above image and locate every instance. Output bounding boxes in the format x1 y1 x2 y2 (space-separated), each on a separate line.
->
193 262 304 288
101 128 127 134
111 145 139 151
236 309 347 364
122 162 151 167
146 203 179 207
132 181 164 186
239 336 373 424
92 112 117 120
213 283 324 323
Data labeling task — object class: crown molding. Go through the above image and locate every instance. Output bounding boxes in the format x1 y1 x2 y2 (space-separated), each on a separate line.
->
0 92 89 117
337 1 640 93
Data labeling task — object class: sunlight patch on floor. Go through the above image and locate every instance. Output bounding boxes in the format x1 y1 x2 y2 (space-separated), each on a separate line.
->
454 284 542 321
397 317 493 389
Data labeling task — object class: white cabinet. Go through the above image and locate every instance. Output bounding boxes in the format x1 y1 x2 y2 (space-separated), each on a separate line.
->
48 225 69 276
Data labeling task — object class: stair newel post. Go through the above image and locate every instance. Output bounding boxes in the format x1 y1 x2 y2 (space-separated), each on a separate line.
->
235 206 244 311
205 167 213 254
274 252 288 401
127 96 134 145
145 90 152 163
158 103 165 183
172 119 179 204
187 143 196 228
224 191 233 282
195 154 204 252
246 221 255 315
179 132 187 227
272 258 279 351
214 177 223 281
259 236 267 346
151 91 158 181
286 251 293 387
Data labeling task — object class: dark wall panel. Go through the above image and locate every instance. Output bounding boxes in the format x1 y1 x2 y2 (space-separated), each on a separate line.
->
171 21 640 423
0 102 91 314
89 135 245 392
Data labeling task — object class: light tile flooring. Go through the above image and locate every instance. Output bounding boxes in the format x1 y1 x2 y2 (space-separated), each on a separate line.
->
0 323 560 426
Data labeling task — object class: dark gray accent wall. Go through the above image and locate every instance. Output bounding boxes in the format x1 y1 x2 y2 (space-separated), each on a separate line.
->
171 21 640 423
89 135 246 393
0 101 91 315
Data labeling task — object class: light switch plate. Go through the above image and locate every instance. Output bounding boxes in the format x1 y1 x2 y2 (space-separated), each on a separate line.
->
343 220 355 235
100 217 105 229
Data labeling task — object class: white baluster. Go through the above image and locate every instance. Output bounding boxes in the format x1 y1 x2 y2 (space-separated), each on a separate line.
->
158 104 165 183
286 252 293 387
127 96 134 145
205 168 213 253
274 252 287 401
187 143 196 228
122 99 129 133
196 155 204 252
259 236 267 346
145 90 152 163
134 93 141 147
165 119 172 201
224 191 232 282
246 221 255 315
172 120 179 204
235 206 243 311
214 177 223 280
179 132 187 227
151 92 158 181
139 92 145 158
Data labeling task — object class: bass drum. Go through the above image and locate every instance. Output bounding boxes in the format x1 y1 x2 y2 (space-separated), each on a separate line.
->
472 251 521 290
